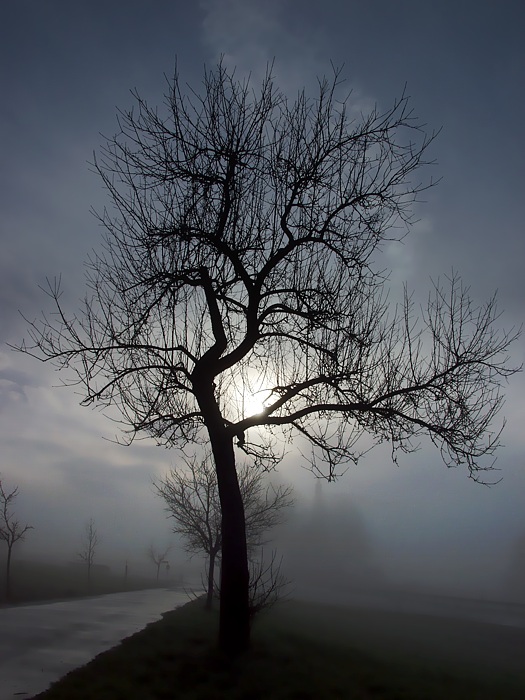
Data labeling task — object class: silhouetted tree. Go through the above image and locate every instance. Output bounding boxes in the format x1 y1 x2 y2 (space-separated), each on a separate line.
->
0 475 33 600
78 517 99 588
247 549 289 618
16 63 520 653
148 544 171 581
155 455 293 610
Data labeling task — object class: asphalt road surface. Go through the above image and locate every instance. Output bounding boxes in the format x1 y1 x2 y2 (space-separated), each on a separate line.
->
0 588 193 700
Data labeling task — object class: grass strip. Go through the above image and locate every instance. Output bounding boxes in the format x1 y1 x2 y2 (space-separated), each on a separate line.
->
32 597 525 699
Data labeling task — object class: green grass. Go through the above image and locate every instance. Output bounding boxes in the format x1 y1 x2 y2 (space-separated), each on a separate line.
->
33 597 525 699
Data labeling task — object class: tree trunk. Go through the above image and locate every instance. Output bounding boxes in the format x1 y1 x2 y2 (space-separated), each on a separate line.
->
5 545 12 601
206 550 216 610
194 373 250 654
209 425 250 654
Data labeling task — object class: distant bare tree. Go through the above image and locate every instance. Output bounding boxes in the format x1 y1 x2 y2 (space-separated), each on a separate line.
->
0 475 33 600
210 549 290 618
148 544 171 581
247 550 290 618
155 455 293 610
78 517 99 588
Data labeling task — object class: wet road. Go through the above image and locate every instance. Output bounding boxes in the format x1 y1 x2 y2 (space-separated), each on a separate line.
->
0 588 193 700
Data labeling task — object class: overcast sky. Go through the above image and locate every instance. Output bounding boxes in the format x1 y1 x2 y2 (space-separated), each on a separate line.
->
1 1 524 597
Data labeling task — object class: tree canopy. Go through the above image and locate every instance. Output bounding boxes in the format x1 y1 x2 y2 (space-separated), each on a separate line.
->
17 62 520 651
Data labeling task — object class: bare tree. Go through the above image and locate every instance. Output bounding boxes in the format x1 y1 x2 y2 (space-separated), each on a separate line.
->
15 63 520 652
78 517 99 588
0 475 33 601
155 455 293 610
148 544 171 581
209 550 290 619
247 550 290 618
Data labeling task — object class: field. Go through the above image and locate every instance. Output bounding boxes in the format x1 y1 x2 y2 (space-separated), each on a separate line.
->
32 596 525 699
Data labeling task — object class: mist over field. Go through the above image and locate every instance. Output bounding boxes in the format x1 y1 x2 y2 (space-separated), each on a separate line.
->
6 448 524 613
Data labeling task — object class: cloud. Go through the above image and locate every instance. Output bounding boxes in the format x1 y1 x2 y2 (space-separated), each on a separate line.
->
0 373 29 412
200 0 285 65
199 0 326 92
